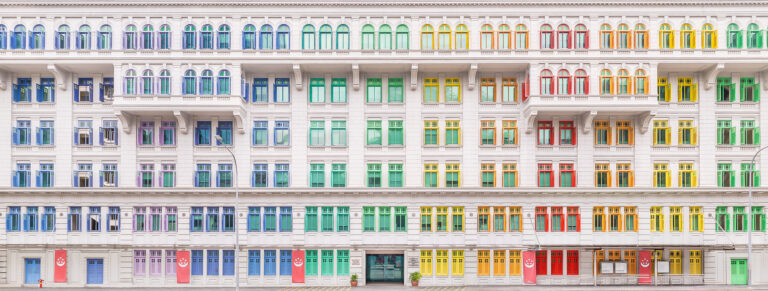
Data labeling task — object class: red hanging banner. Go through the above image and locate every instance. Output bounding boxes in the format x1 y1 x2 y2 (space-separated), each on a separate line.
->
291 250 305 283
54 250 67 283
176 251 190 284
638 251 653 284
522 251 537 284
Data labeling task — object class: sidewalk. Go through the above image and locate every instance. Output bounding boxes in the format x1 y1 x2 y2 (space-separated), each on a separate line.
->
10 285 768 291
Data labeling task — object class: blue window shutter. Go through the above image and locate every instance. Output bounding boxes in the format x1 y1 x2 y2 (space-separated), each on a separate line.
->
54 32 59 49
215 127 221 145
35 171 41 187
40 32 45 50
50 86 55 102
251 127 256 145
12 127 18 145
66 213 70 231
36 84 42 102
115 172 118 187
73 127 78 145
51 128 55 145
9 32 15 49
12 84 19 102
99 83 104 101
216 171 220 187
99 171 103 187
99 127 104 145
35 128 40 145
72 172 77 187
88 128 93 145
194 127 199 145
194 171 199 187
23 214 29 232
113 128 118 145
11 171 18 187
73 83 78 102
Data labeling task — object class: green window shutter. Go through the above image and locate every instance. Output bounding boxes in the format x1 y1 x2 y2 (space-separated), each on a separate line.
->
730 83 736 102
717 171 723 187
755 170 761 187
731 127 737 145
717 127 723 145
321 207 334 232
741 127 746 145
321 250 333 276
730 170 736 187
755 83 761 101
337 250 349 275
305 207 317 232
363 207 375 232
740 80 746 102
756 127 761 145
306 250 318 275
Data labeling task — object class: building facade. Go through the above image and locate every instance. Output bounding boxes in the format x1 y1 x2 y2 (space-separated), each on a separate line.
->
1 0 768 287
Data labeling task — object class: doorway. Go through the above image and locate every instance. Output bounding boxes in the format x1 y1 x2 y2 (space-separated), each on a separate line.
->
730 259 747 285
24 258 40 284
365 254 404 283
86 258 104 284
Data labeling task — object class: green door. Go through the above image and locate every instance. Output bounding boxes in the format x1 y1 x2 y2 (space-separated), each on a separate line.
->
731 259 747 285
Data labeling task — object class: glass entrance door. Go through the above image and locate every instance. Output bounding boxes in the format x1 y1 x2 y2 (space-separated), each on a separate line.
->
365 254 404 283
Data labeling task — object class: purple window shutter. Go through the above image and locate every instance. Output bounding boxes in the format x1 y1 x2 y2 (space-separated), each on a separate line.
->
136 172 140 187
137 126 141 145
132 212 136 231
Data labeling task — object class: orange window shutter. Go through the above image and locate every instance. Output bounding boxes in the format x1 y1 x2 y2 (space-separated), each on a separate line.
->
607 171 612 187
629 171 635 187
610 76 615 95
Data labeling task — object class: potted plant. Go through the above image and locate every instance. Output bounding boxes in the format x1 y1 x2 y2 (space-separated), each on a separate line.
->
350 274 359 287
409 271 422 287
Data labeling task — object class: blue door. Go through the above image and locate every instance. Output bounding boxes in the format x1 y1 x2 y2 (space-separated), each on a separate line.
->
24 258 40 284
86 259 103 284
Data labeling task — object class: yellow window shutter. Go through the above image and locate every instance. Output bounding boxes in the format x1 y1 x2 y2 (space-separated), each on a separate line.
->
607 171 612 187
689 213 693 232
713 32 718 48
661 214 665 232
671 31 676 48
677 81 683 102
692 127 698 145
677 126 682 145
678 169 682 187
653 171 658 187
608 126 613 145
610 76 615 94
594 172 598 187
665 128 671 145
629 171 634 187
692 171 697 187
652 128 658 145
692 83 698 102
692 30 697 48
658 32 663 49
666 170 671 187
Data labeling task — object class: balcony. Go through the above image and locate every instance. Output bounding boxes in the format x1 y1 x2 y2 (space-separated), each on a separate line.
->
112 94 247 134
522 94 658 134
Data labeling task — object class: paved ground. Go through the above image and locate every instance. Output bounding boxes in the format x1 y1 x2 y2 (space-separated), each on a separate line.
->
8 285 768 291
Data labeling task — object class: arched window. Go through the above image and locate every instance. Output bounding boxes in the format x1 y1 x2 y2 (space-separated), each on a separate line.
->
557 24 570 49
747 23 762 49
574 69 589 95
539 24 553 49
124 69 137 95
379 24 392 50
634 69 647 95
30 25 45 50
302 24 316 50
97 25 111 50
600 24 613 49
438 24 451 50
727 23 742 49
140 25 153 50
498 24 511 49
217 70 230 95
361 24 375 50
158 70 171 95
557 70 571 94
336 24 349 50
0 25 7 49
259 25 273 50
515 24 528 49
455 24 468 49
11 25 26 50
481 24 494 49
56 25 71 50
617 69 630 94
159 25 171 50
574 24 588 49
242 24 256 49
76 25 91 50
141 70 153 95
218 24 230 49
183 24 196 49
701 24 716 49
600 69 614 95
540 70 553 95
123 25 136 50
183 70 196 95
318 24 332 50
276 24 290 49
200 70 214 95
659 24 673 49
617 24 630 49
680 24 695 49
395 24 409 50
200 24 214 49
634 24 648 49
421 25 434 49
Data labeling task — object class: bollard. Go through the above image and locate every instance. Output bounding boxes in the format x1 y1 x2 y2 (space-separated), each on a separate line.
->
38 279 44 288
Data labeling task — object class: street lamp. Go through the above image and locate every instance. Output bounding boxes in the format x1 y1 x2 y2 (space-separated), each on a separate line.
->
216 135 239 291
746 145 768 287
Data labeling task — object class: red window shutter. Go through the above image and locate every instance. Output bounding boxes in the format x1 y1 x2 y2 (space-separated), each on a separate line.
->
584 31 590 48
576 211 581 232
568 30 573 49
584 76 590 95
569 76 574 94
545 208 550 232
525 78 531 99
572 126 577 145
551 250 563 275
550 77 555 95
